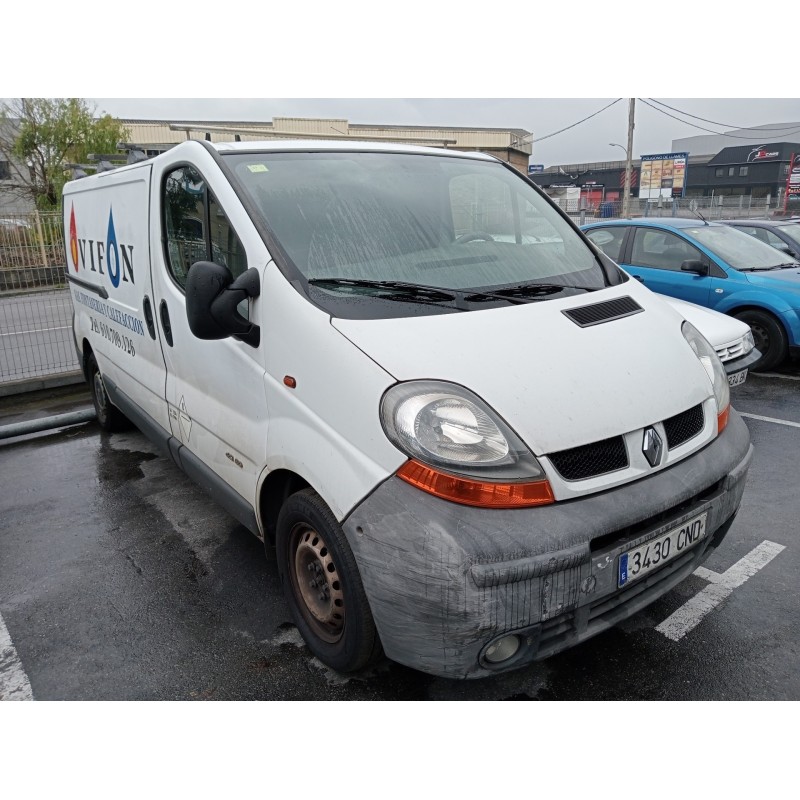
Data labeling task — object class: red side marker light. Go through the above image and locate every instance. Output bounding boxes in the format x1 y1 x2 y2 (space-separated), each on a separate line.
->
283 376 296 389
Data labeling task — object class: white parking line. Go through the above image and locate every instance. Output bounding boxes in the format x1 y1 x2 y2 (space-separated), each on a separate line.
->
739 411 800 429
656 540 785 642
0 326 70 337
0 611 33 701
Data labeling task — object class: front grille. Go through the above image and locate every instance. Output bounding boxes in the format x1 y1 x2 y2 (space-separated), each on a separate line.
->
562 296 643 327
663 404 705 449
716 341 744 362
549 436 628 481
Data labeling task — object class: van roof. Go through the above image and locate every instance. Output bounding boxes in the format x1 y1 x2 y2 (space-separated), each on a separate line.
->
212 139 497 160
62 139 499 193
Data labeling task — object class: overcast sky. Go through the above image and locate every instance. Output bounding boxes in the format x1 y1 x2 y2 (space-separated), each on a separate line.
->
87 98 800 167
6 6 797 169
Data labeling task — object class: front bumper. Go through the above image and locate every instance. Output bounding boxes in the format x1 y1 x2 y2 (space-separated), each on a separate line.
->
723 346 761 382
343 410 753 679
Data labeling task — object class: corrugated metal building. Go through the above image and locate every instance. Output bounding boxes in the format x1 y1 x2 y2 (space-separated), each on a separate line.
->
121 117 533 171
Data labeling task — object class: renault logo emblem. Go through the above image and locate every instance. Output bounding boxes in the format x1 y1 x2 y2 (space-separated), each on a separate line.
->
642 427 663 467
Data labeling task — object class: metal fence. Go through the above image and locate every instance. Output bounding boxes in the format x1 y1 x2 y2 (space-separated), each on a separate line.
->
560 195 789 225
0 211 79 387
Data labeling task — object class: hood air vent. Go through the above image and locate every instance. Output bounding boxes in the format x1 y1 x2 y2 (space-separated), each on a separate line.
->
562 296 643 328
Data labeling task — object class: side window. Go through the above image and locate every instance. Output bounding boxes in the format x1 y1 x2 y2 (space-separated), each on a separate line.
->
208 191 247 279
762 229 788 250
585 227 627 262
164 166 207 289
163 167 248 292
630 228 702 271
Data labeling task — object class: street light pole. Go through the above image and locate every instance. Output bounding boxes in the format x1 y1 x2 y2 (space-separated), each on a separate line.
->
623 99 635 218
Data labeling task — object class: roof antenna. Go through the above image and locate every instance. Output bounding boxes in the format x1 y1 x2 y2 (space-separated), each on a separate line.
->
689 201 709 225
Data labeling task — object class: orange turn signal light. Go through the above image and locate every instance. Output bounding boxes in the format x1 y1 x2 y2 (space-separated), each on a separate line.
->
396 459 555 509
717 404 730 435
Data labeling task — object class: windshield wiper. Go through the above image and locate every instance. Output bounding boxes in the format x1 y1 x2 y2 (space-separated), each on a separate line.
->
464 282 600 302
308 278 459 303
740 263 799 272
309 277 601 309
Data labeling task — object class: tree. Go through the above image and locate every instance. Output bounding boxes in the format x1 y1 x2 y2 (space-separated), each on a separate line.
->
0 98 129 209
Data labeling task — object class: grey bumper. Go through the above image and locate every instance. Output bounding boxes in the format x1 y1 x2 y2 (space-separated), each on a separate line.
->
343 410 753 679
724 346 761 378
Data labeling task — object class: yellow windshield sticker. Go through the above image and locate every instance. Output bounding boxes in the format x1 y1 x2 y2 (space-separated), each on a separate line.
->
247 164 269 173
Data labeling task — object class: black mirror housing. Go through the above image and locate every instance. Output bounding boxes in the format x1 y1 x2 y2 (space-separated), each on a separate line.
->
185 261 261 347
681 259 709 275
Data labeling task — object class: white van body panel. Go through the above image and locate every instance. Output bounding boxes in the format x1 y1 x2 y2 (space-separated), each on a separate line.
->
333 279 713 456
64 166 170 435
148 143 272 502
259 263 406 520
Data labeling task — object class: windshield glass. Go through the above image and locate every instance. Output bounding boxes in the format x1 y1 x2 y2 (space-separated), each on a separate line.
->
227 152 608 312
684 224 798 270
775 224 800 247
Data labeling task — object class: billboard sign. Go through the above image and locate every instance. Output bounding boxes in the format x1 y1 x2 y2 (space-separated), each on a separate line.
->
528 164 545 174
786 153 800 210
638 152 688 199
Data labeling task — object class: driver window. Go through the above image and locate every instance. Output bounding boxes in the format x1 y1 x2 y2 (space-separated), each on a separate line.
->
630 228 702 271
163 167 249 321
164 166 207 288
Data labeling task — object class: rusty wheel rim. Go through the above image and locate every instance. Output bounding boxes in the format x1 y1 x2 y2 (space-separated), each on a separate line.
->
289 523 345 644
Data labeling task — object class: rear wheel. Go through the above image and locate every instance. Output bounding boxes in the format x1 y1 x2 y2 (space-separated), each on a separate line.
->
733 309 788 372
87 353 129 432
276 488 382 673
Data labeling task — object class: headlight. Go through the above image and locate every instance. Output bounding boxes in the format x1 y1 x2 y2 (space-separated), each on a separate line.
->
380 380 545 481
682 321 730 416
741 329 755 356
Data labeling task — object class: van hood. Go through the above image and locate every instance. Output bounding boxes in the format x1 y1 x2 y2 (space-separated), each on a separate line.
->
332 283 713 455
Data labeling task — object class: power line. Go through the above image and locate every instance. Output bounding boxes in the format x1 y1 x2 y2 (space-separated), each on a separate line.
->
639 99 800 141
647 99 800 133
532 99 622 143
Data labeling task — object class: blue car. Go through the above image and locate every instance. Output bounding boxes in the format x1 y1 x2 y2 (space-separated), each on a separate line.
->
581 217 800 370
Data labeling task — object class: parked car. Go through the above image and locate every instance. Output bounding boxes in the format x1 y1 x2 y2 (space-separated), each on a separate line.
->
582 217 800 370
63 144 752 678
719 218 800 261
661 296 758 386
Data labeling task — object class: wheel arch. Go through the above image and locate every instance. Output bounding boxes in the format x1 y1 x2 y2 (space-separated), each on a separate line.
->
81 338 94 381
258 468 311 543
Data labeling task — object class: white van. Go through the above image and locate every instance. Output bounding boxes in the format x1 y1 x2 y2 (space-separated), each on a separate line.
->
64 140 752 678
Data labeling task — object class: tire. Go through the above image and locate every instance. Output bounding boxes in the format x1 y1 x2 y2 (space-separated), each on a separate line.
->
733 309 788 372
276 488 382 673
87 353 129 432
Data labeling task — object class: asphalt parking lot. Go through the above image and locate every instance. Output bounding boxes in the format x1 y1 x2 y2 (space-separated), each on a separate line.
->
1 371 798 701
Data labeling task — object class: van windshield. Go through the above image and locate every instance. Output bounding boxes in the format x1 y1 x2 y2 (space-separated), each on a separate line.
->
227 152 610 315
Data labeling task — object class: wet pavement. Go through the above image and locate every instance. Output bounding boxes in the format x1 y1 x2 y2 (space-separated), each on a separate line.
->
0 373 798 700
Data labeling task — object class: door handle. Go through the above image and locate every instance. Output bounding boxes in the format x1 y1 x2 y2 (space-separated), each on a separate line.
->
633 275 645 283
159 299 173 347
143 295 157 340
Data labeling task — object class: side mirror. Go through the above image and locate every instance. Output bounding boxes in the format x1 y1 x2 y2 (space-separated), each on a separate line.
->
185 261 261 347
681 259 709 276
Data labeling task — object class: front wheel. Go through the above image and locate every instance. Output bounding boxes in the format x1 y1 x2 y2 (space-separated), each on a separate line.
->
87 353 129 432
733 309 788 372
276 488 382 673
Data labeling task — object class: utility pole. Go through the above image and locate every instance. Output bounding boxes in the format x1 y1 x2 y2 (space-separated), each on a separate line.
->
623 98 635 218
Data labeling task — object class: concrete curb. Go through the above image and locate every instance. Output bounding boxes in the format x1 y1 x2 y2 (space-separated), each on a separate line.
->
0 370 84 398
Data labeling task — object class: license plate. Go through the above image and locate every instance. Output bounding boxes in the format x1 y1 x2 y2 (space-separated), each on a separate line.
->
728 369 747 387
618 512 707 588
